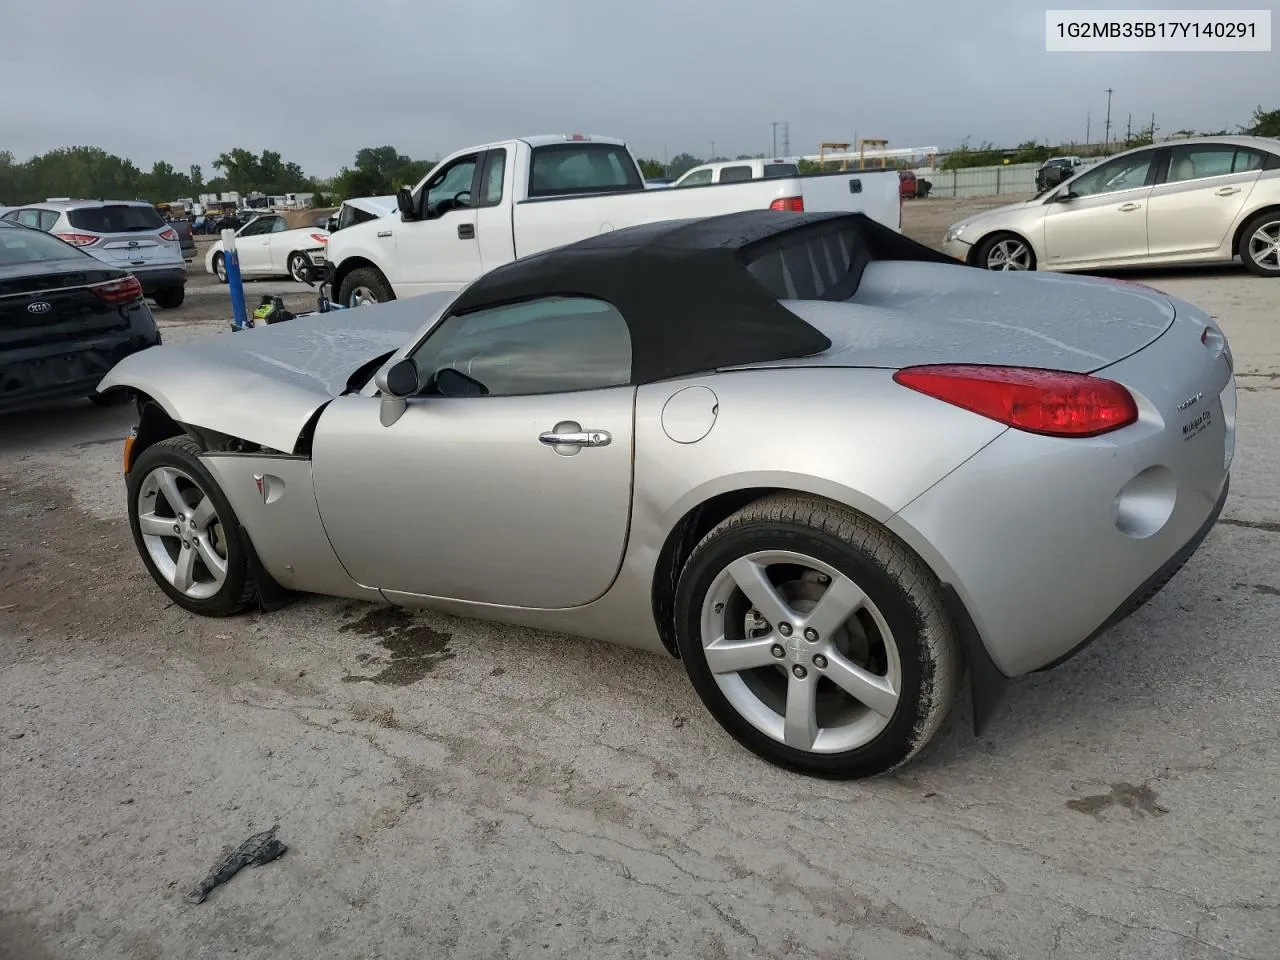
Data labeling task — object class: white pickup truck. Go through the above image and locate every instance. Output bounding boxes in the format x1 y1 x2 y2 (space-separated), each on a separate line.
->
325 134 901 306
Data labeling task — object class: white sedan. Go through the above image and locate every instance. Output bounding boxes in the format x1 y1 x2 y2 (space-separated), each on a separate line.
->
205 211 331 283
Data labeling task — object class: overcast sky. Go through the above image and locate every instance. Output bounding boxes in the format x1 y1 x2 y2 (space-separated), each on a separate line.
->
1 0 1275 176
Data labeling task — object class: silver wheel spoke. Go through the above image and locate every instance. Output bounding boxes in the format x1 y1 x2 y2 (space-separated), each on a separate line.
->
783 672 818 750
155 468 188 518
726 557 792 626
138 512 175 538
173 543 197 592
824 650 899 718
803 574 866 640
195 535 227 580
191 496 216 531
704 635 781 674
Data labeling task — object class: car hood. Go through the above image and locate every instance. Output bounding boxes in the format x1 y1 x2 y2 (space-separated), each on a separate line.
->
949 198 1041 233
98 293 454 452
763 261 1177 374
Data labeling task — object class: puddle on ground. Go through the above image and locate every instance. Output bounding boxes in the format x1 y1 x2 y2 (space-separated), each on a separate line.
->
339 607 455 687
1066 782 1169 819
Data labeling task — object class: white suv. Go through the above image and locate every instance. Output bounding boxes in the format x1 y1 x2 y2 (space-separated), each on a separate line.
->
1 199 187 308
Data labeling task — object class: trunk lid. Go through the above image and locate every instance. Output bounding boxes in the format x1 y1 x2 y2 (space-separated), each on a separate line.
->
0 262 134 351
765 261 1175 374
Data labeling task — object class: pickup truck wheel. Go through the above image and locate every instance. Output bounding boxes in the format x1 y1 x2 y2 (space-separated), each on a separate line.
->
975 232 1036 271
127 436 256 617
673 494 960 779
338 267 394 307
1239 210 1280 277
153 286 185 309
212 252 227 284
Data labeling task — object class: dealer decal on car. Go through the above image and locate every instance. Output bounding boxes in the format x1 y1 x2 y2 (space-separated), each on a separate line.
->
1183 407 1212 440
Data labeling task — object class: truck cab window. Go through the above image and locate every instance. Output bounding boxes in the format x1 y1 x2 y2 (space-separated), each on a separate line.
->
425 158 478 217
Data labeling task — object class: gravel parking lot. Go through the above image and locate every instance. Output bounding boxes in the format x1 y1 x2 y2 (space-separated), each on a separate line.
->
2 199 1277 960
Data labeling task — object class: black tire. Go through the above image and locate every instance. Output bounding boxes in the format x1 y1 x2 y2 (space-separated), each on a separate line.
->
973 231 1037 271
674 493 960 779
153 286 185 309
1237 209 1280 277
337 266 394 307
127 435 256 617
212 252 227 284
288 252 309 283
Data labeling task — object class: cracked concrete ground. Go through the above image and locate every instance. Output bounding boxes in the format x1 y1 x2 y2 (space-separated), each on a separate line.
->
1 200 1277 959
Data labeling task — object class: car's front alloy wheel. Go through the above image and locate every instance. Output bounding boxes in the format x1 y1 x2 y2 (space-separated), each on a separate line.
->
127 436 256 616
675 494 960 779
976 233 1035 271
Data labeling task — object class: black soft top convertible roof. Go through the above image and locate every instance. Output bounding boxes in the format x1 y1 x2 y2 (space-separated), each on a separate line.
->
445 209 959 385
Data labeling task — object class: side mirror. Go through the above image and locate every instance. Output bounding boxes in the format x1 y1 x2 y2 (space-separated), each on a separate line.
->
396 187 418 222
1054 191 1078 203
374 357 419 428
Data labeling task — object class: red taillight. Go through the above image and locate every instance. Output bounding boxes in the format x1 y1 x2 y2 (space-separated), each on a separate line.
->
310 233 328 244
893 364 1139 438
54 232 99 247
769 196 804 212
158 227 179 242
89 275 143 305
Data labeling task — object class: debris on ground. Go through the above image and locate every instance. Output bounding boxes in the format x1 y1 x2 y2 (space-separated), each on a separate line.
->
184 825 288 904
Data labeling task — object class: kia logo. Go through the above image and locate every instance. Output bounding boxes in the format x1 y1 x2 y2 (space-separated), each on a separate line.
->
27 301 52 315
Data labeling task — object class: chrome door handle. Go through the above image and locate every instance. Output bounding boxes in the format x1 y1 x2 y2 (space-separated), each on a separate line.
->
539 429 611 447
1215 186 1241 196
1118 202 1142 212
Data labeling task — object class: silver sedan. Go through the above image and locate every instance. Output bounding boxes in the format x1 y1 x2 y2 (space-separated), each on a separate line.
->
943 135 1280 277
100 211 1236 779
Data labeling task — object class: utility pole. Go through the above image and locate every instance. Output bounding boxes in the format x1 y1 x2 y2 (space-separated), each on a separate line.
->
781 122 790 156
1086 111 1091 144
771 122 779 157
1150 112 1157 140
1104 88 1113 146
1126 113 1132 140
710 141 716 162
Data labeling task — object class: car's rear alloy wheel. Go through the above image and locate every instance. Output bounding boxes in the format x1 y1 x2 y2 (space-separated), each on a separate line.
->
1239 211 1280 277
127 436 256 616
675 494 960 779
976 233 1035 271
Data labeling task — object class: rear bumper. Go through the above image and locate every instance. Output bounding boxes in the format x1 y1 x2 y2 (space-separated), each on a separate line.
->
889 387 1233 677
132 265 187 293
0 307 160 414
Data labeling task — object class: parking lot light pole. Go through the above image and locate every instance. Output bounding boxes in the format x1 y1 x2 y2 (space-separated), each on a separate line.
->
221 228 249 331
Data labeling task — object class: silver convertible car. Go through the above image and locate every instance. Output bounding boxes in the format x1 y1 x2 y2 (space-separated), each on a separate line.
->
99 211 1236 779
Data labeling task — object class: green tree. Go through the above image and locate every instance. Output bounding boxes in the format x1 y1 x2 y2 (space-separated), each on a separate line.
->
1243 105 1280 137
636 157 666 179
667 152 702 178
329 146 437 200
189 164 204 192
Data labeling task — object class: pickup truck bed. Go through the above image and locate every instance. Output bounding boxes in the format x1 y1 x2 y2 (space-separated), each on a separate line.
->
326 134 902 305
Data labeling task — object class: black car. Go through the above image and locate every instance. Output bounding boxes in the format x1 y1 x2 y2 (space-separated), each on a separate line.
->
0 220 161 414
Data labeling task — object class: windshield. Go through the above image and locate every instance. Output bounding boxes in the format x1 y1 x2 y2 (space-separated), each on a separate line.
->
763 162 799 178
0 223 86 265
527 143 644 198
67 204 166 233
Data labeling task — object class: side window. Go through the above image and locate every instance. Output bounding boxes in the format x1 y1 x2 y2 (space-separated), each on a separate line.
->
408 296 632 397
1167 145 1239 183
239 218 269 236
0 210 20 222
1233 148 1265 173
478 149 507 207
719 165 754 183
38 211 59 231
1067 151 1154 197
270 217 288 233
677 169 714 187
424 157 479 217
17 209 42 228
